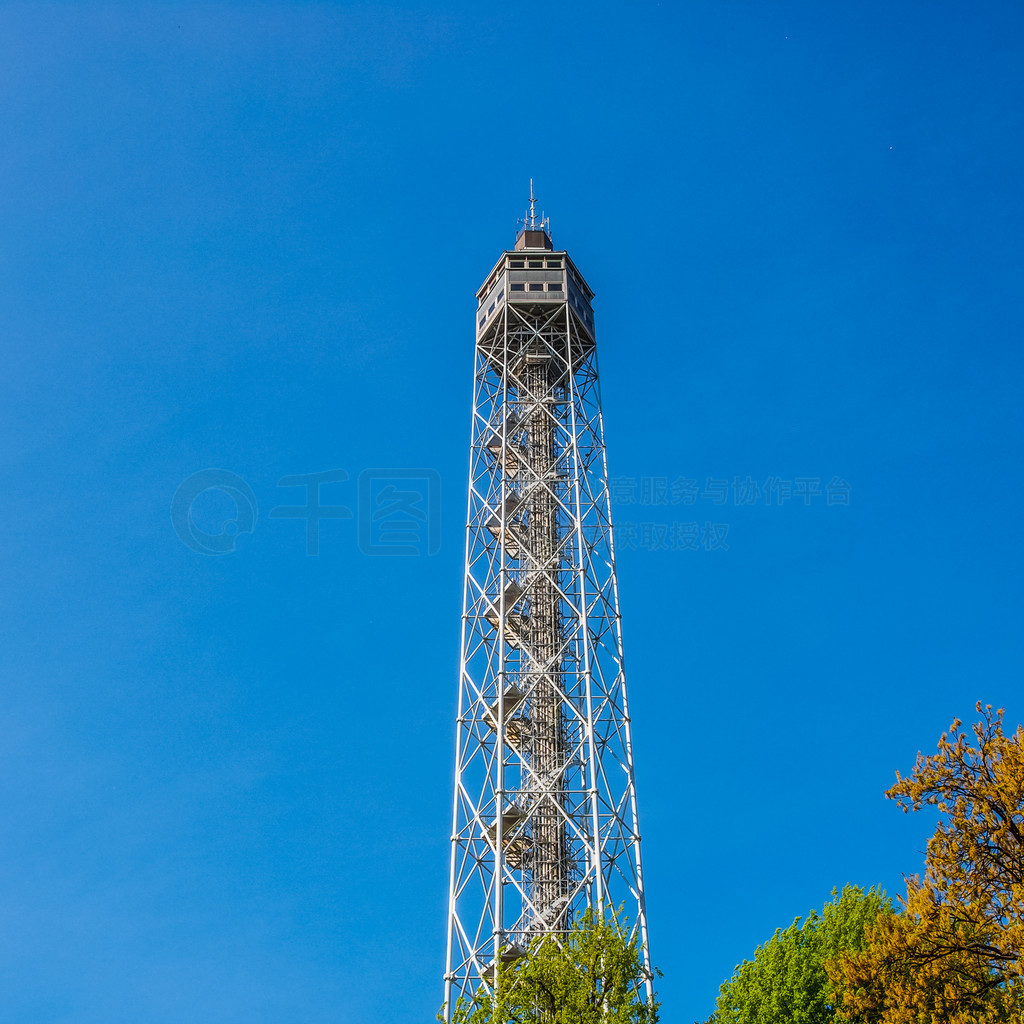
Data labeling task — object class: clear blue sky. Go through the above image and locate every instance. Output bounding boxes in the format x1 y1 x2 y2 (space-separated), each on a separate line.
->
1 2 1022 1021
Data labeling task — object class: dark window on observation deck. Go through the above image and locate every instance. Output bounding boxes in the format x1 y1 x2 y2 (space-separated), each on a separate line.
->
510 259 525 268
528 260 543 268
511 283 525 291
528 283 544 291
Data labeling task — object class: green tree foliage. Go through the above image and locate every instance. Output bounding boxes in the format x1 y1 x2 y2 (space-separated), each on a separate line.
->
705 884 893 1024
443 909 659 1024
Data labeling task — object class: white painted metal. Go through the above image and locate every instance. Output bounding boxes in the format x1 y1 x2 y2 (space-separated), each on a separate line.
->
443 224 651 1020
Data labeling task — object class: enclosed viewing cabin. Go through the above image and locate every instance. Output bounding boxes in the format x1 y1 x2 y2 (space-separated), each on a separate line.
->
475 225 596 352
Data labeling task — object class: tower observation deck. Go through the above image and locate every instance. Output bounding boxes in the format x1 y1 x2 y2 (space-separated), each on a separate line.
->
444 196 652 1017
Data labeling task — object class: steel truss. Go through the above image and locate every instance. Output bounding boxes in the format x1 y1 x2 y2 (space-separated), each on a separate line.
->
443 250 652 1018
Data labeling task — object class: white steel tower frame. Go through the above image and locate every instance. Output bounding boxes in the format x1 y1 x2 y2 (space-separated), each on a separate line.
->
443 223 652 1018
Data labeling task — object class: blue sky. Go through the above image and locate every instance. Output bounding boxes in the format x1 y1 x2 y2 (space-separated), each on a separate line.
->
1 2 1022 1021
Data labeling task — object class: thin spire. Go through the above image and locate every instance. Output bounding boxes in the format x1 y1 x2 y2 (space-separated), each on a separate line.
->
516 179 551 243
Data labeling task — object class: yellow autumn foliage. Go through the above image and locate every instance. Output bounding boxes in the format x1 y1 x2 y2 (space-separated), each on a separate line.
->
827 703 1024 1022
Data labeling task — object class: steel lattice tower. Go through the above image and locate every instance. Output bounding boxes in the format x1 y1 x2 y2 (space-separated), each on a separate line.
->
443 192 652 1018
